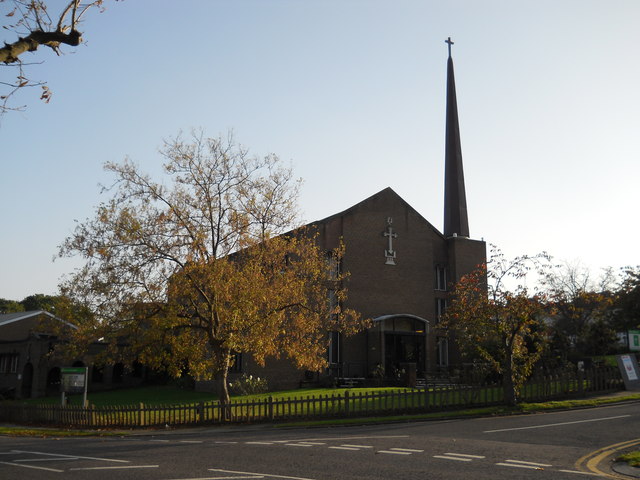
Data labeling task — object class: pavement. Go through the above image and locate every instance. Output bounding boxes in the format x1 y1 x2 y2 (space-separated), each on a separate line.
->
613 462 640 478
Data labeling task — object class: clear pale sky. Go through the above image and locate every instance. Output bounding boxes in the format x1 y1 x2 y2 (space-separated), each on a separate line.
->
1 0 639 300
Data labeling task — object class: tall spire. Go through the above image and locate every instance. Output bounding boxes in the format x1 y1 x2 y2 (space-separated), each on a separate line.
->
443 37 470 238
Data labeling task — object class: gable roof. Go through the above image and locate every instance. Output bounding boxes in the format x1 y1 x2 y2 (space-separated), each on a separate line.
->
0 310 77 330
310 187 445 238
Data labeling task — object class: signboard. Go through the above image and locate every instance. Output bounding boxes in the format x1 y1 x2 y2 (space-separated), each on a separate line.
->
629 330 640 352
61 367 87 394
616 354 640 391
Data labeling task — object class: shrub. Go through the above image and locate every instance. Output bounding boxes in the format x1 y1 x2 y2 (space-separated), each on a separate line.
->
228 374 268 396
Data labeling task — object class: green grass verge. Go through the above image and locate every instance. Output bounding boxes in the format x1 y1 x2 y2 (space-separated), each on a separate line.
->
618 451 640 467
2 391 639 436
0 426 126 437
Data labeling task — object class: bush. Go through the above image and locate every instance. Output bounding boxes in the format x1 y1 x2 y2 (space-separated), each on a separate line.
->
229 374 268 396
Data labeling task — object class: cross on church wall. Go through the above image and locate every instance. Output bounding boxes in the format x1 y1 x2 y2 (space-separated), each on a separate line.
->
383 217 397 265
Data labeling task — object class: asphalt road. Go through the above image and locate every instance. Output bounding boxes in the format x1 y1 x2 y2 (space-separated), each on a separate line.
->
2 402 639 480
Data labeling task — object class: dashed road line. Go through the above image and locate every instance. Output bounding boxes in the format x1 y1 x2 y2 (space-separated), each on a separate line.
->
179 440 204 444
69 465 159 471
433 455 473 462
390 448 424 453
378 450 412 455
246 442 275 445
328 446 361 451
504 459 552 467
496 463 542 470
284 444 313 447
340 444 372 449
444 453 485 459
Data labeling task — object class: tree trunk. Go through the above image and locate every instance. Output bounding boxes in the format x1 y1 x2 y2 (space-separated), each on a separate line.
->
503 361 518 406
215 349 231 420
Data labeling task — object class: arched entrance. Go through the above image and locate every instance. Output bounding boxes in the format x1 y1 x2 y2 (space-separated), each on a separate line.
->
372 315 429 378
21 363 33 398
46 367 61 395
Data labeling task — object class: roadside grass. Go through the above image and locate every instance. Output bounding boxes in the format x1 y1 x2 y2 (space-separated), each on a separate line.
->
617 451 640 467
3 390 638 435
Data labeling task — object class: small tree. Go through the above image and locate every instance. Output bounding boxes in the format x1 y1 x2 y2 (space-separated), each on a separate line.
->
58 131 365 405
442 247 550 405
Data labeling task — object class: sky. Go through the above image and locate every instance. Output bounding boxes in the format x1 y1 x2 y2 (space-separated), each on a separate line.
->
1 0 639 301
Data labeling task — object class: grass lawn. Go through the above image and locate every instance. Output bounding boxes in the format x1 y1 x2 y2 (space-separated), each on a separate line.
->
18 385 411 407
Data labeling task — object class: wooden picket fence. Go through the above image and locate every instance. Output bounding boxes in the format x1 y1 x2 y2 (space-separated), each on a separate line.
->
0 367 623 429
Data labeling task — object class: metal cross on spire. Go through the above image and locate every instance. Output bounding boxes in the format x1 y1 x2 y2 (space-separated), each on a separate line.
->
445 37 454 57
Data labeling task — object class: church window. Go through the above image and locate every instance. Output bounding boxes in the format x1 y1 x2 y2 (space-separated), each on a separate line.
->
229 352 243 373
328 331 340 365
436 337 449 366
435 266 447 291
0 354 19 374
326 252 340 280
435 298 448 323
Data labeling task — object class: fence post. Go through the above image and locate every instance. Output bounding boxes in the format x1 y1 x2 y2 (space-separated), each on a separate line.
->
138 402 145 427
268 396 274 420
344 391 350 416
578 369 584 397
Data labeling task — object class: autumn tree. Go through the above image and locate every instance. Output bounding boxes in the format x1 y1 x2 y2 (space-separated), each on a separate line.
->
58 131 364 404
1 0 113 113
442 247 550 405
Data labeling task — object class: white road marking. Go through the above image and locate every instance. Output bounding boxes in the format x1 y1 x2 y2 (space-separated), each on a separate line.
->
179 440 204 444
558 470 601 476
296 442 325 446
204 477 264 480
340 444 373 448
14 457 79 462
496 462 542 470
272 435 408 443
209 468 316 480
201 477 263 480
12 450 129 463
433 455 472 462
285 444 313 447
69 465 159 470
214 441 239 444
504 459 552 467
378 450 412 455
329 446 361 451
390 448 424 453
444 453 486 459
484 415 631 433
0 461 64 472
246 442 275 445
151 439 171 442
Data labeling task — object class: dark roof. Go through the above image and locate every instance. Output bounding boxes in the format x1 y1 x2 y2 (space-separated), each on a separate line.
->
0 310 77 329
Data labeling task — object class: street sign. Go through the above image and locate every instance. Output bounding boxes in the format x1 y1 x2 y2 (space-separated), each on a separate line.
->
60 366 88 406
616 354 640 391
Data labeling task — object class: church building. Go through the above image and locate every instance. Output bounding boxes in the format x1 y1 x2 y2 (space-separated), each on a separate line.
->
238 40 487 390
